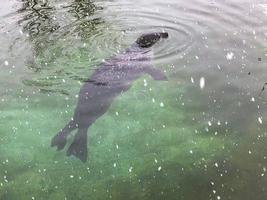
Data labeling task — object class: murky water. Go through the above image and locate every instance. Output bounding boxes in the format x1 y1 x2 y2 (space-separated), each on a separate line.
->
1 0 267 199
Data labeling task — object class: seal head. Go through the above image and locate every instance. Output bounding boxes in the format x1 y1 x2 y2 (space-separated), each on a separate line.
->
136 32 169 48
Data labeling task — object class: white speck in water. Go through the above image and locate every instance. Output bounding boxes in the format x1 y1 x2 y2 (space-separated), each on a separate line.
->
189 150 193 154
251 97 255 102
4 61 9 66
154 159 158 163
258 117 263 124
62 79 66 83
158 166 162 171
226 52 234 60
217 121 221 125
129 166 133 173
208 121 212 126
191 77 194 83
160 102 164 107
214 162 218 167
116 144 119 149
248 150 252 154
70 175 74 178
115 112 119 116
152 98 155 103
195 55 199 60
217 196 221 200
113 163 116 167
144 79 148 87
200 77 205 89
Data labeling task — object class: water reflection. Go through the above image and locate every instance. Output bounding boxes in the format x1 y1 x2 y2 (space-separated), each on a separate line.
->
16 0 105 97
18 0 59 39
63 0 104 40
17 0 104 72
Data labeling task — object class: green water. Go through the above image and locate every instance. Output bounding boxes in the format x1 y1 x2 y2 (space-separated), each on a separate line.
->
1 0 267 199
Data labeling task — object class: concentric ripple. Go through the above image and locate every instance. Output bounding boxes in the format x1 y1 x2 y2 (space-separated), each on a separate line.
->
1 0 267 90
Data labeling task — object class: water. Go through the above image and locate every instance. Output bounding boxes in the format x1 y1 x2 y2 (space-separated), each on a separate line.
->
1 0 267 199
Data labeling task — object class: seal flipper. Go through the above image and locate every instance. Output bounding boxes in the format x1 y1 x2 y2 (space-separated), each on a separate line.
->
51 120 77 150
144 66 168 81
67 128 88 162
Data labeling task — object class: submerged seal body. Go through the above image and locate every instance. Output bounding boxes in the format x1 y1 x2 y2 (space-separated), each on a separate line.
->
51 32 169 162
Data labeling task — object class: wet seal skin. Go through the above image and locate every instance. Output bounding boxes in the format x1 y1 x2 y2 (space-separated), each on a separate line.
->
51 32 169 162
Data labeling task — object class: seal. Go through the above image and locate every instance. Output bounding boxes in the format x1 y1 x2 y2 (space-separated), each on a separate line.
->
51 32 169 162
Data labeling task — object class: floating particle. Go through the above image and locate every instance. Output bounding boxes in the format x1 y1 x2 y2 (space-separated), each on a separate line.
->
226 52 234 60
152 98 155 103
248 150 252 154
129 166 133 172
251 97 255 102
158 166 162 171
214 162 218 167
113 163 117 167
208 121 212 126
258 117 263 124
144 79 148 87
189 150 193 154
191 77 194 83
115 112 119 116
160 102 164 107
217 196 221 200
4 61 8 66
70 175 74 178
200 77 205 89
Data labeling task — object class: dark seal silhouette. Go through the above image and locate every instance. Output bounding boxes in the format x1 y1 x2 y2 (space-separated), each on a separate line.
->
51 32 169 162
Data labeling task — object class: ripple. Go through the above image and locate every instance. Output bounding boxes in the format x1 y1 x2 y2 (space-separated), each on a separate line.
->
1 0 267 91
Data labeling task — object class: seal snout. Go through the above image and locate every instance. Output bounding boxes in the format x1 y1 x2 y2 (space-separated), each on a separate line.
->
160 32 168 38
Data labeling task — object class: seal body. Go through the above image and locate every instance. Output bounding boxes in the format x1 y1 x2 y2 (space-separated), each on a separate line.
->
51 32 168 162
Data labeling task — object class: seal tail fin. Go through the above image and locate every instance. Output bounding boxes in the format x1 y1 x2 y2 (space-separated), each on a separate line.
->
66 128 88 162
51 120 77 150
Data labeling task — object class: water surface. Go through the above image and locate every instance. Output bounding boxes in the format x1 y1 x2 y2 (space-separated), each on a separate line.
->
1 0 267 199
